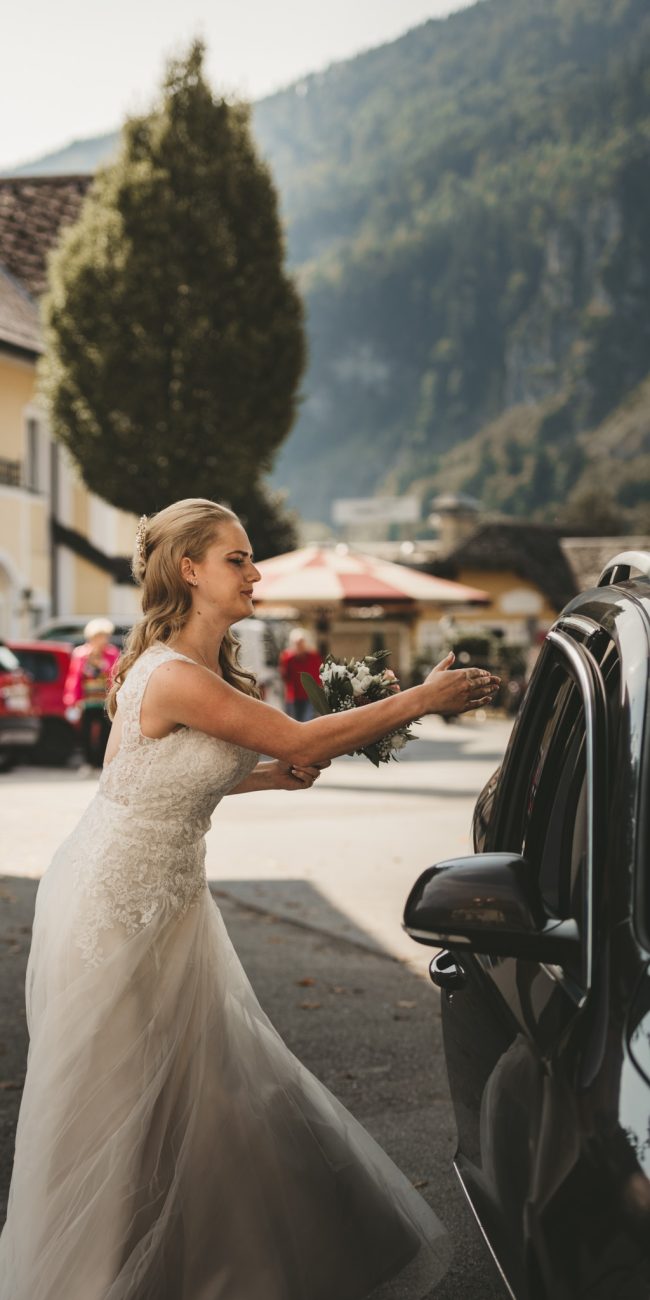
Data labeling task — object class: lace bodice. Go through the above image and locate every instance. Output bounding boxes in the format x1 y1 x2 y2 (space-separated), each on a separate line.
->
55 643 258 966
99 643 258 828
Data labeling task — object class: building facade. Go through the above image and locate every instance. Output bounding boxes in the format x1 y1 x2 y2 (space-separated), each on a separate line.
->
0 177 139 638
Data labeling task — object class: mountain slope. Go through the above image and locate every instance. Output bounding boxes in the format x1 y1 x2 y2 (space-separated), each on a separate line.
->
9 0 650 527
261 0 650 522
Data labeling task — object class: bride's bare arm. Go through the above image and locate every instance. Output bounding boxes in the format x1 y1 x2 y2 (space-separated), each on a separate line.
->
227 760 329 794
143 654 497 767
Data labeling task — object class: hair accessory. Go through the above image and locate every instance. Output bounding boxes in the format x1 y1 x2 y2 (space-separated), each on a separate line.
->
134 515 148 570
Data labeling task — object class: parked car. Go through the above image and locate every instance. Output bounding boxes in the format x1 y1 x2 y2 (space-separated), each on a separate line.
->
33 617 131 649
34 616 283 704
403 550 650 1300
8 640 78 765
0 642 40 772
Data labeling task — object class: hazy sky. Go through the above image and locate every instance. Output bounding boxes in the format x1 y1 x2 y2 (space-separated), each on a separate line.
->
1 0 474 172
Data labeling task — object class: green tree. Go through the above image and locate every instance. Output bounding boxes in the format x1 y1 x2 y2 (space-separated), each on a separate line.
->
41 41 305 556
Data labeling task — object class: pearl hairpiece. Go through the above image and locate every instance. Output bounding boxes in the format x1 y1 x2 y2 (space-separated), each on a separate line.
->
134 514 148 570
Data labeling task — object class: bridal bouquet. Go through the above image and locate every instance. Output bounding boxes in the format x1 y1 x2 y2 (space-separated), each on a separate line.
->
300 651 418 767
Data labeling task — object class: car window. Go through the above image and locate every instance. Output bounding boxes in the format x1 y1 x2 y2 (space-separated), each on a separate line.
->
518 670 587 927
499 661 578 854
13 650 61 683
524 691 587 924
501 632 621 985
0 645 20 673
599 637 621 745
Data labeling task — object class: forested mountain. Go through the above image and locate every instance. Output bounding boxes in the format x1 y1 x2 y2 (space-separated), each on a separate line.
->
12 0 650 527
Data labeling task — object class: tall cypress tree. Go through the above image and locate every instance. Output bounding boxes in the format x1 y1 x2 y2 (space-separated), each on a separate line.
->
41 41 305 556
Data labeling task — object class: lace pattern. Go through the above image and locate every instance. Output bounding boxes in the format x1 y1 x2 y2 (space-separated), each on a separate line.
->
63 644 258 966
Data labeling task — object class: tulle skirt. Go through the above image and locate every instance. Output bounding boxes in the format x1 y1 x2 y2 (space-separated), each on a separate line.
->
0 864 449 1299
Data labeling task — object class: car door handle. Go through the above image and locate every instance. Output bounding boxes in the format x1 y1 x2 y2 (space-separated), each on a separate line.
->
429 950 466 992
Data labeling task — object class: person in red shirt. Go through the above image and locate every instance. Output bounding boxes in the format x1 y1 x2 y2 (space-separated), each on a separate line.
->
278 628 322 721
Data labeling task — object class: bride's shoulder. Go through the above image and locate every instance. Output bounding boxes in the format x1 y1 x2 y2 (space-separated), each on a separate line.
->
120 643 172 690
139 645 208 688
129 642 167 670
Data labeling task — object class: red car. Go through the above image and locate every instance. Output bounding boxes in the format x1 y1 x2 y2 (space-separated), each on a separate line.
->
0 643 40 772
8 640 78 765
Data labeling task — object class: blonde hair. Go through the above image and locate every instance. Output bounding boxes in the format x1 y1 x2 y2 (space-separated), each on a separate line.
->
107 498 259 718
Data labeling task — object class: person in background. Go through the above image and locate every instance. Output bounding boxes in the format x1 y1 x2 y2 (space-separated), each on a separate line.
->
63 618 120 768
278 627 322 721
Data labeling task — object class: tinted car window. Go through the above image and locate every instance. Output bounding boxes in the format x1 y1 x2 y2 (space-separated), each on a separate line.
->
0 645 20 673
525 700 587 924
599 637 621 743
495 651 598 988
499 633 620 988
13 650 61 683
501 663 580 856
519 672 587 923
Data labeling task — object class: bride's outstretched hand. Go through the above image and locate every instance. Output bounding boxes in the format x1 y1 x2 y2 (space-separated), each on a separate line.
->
422 651 500 716
271 759 331 791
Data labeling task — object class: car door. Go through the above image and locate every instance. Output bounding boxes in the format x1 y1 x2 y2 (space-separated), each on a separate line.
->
439 630 608 1298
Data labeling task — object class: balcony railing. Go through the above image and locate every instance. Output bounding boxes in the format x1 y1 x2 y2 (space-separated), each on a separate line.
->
0 458 22 488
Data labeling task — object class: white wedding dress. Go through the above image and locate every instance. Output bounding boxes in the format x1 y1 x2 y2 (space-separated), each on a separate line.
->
0 643 449 1300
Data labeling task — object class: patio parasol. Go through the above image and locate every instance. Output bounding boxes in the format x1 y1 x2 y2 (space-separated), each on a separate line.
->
252 544 489 608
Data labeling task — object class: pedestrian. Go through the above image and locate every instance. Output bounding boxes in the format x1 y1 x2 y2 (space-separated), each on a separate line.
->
63 618 120 768
0 498 499 1300
279 626 322 720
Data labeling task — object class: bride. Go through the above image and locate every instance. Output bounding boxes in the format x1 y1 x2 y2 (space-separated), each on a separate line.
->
0 498 498 1300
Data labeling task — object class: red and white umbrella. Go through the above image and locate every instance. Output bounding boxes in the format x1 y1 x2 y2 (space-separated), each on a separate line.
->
253 545 489 607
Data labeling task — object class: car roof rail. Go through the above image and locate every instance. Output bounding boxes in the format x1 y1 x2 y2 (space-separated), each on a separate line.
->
597 550 650 587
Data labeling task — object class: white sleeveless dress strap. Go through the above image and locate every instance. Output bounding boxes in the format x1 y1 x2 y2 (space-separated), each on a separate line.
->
115 642 181 749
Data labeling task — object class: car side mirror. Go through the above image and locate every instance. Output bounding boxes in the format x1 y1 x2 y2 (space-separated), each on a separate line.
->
403 853 579 963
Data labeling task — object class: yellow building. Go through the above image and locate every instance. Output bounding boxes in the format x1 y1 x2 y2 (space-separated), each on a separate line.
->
428 520 577 645
0 177 139 638
341 518 578 653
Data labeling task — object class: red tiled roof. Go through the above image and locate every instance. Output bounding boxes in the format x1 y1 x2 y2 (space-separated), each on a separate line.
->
0 175 92 298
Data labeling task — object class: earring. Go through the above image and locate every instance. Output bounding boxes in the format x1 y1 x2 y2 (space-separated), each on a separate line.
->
189 578 198 587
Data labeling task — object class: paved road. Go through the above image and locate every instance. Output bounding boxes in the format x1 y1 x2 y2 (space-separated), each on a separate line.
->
1 714 512 968
0 714 512 1297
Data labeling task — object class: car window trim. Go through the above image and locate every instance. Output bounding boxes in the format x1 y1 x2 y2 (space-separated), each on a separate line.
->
558 613 603 640
546 629 607 999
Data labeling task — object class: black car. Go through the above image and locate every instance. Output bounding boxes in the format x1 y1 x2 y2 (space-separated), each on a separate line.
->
404 551 650 1300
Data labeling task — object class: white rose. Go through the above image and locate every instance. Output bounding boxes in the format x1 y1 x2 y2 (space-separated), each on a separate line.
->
352 668 373 693
322 663 345 684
